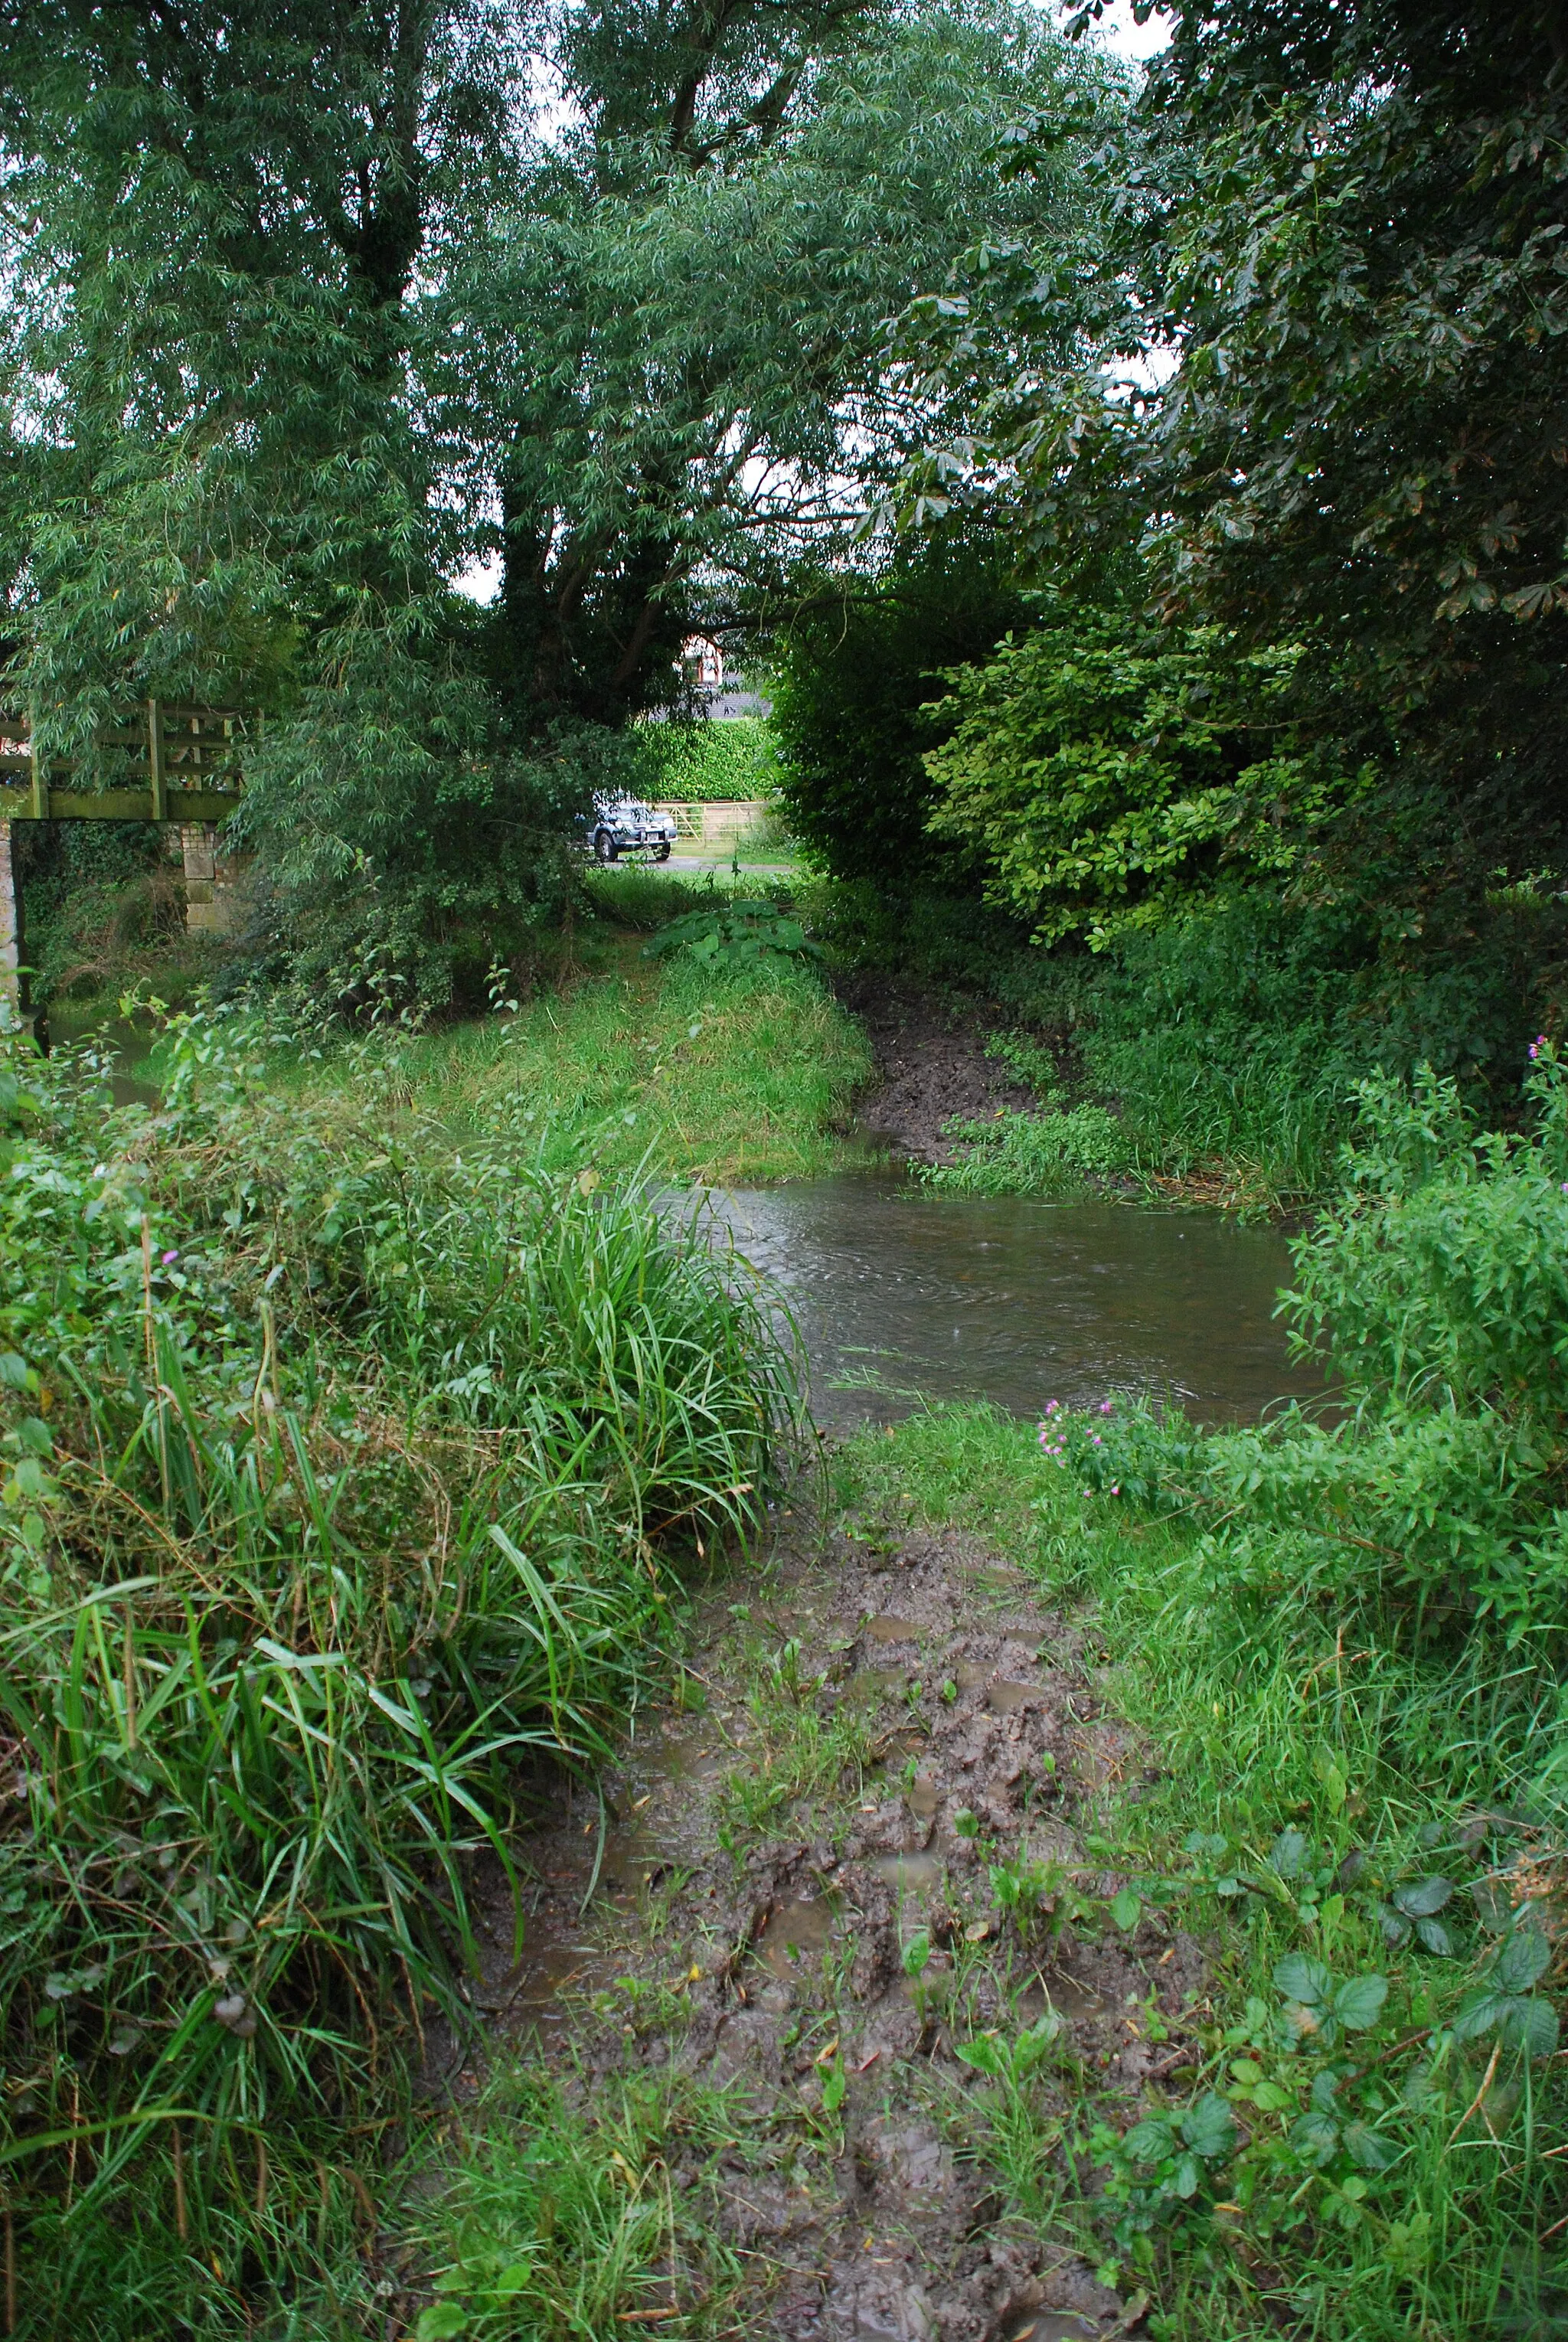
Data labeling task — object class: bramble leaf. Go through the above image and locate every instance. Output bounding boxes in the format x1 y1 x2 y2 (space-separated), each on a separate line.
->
1274 1954 1332 2006
1492 1927 1550 1995
1332 1974 1388 2031
1180 2092 1237 2161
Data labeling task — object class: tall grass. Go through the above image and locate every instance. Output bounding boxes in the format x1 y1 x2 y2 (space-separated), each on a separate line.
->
403 2065 752 2341
0 1001 796 2333
281 943 874 1187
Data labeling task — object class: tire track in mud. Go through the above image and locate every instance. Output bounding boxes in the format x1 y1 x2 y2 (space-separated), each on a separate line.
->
439 1522 1213 2342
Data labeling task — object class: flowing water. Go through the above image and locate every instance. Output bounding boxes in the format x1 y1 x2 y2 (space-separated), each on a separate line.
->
708 1169 1318 1429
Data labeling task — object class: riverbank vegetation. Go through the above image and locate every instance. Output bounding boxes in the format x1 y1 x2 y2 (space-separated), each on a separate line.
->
391 1037 1566 2342
826 1051 1568 2331
0 997 797 2334
2 0 1565 2333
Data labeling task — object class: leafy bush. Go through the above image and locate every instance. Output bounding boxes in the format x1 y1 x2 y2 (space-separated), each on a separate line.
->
1074 1045 1568 1643
922 593 1364 947
232 632 640 1011
630 716 779 802
0 1001 792 2323
644 900 822 975
768 534 1028 883
805 877 1558 1203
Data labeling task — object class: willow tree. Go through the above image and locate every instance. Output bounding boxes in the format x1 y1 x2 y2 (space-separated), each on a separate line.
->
0 0 1124 997
446 0 1125 725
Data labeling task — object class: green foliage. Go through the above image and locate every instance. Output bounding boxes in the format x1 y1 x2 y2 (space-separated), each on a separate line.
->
838 1403 1568 2340
807 877 1560 1202
1133 0 1568 869
631 718 780 803
769 532 1032 881
459 1 1114 726
644 900 822 977
287 939 874 1188
405 2065 749 2341
922 595 1365 945
11 821 181 1007
920 1102 1132 1197
1033 1047 1568 1643
901 0 1568 930
230 636 630 1008
952 2013 1067 2220
0 1000 792 2324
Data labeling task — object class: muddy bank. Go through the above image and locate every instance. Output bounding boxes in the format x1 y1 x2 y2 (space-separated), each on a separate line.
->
443 1521 1210 2342
831 972 1038 1164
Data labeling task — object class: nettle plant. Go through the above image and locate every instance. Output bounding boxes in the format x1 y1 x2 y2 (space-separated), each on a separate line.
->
645 900 823 975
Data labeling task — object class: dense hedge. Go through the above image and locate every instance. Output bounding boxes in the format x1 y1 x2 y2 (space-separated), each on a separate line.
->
632 717 781 802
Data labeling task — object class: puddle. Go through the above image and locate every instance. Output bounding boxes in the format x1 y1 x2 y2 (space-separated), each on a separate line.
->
952 1662 1043 1713
1026 1967 1106 2022
1011 2321 1098 2342
704 1174 1321 1429
497 1935 611 2037
40 1003 162 1110
864 1615 919 1644
756 1895 835 1978
985 1679 1042 1715
873 1852 942 1893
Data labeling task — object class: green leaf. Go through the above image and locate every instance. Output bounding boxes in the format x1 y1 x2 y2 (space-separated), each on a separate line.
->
1393 1875 1453 1919
1271 1829 1311 1879
1250 2079 1294 2112
1498 1997 1559 2059
1312 1748 1347 1813
1344 2122 1399 2172
1452 1988 1504 2043
1414 1916 1454 1957
1171 2151 1203 2200
1288 2111 1339 2167
1109 1887 1142 1932
822 2062 847 2114
1122 2119 1174 2164
1331 1974 1388 2032
415 2309 469 2341
1273 1954 1332 2007
1491 1927 1550 1995
1179 2092 1236 2161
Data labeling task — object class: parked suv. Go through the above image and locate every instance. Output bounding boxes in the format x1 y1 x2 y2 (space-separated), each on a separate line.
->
585 795 677 863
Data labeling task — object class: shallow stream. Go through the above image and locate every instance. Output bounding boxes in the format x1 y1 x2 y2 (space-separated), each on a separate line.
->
709 1169 1318 1430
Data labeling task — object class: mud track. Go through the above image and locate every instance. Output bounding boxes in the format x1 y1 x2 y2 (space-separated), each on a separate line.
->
830 973 1040 1164
442 1523 1210 2342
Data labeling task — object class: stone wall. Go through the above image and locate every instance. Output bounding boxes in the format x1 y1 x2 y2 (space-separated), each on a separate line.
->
181 824 242 935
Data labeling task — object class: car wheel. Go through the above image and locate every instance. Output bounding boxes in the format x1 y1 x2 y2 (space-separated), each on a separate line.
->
593 829 618 863
655 843 671 862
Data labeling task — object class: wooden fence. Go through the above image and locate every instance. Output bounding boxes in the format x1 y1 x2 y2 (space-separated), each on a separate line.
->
0 702 253 823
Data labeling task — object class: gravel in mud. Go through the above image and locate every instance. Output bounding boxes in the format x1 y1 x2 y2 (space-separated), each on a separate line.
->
831 973 1039 1164
443 1527 1211 2342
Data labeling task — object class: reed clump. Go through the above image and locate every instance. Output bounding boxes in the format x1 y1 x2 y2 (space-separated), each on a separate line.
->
0 1000 794 2333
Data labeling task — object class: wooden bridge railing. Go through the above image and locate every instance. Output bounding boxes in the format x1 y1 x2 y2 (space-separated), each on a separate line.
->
0 702 254 823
